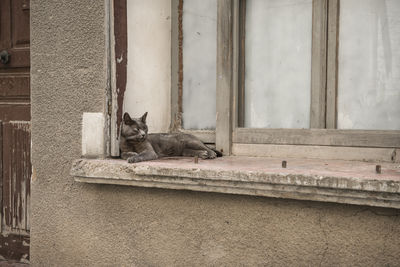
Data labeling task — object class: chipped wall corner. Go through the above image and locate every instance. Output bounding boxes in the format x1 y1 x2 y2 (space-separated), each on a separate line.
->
81 112 106 158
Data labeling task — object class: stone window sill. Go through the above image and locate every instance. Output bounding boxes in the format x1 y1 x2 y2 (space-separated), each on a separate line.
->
70 156 400 209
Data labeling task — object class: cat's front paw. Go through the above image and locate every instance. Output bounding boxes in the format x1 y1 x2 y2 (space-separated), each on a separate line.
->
127 155 141 163
207 150 217 159
121 151 138 160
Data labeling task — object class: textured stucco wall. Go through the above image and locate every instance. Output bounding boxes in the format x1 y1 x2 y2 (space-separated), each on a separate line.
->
30 1 400 266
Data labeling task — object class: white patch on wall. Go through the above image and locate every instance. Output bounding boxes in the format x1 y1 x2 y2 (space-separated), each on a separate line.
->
338 0 400 130
244 0 312 129
82 113 105 157
182 0 217 130
124 0 171 133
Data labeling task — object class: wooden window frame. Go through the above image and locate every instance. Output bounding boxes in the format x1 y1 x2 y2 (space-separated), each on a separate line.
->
112 0 399 159
216 0 400 158
233 0 331 133
170 0 216 144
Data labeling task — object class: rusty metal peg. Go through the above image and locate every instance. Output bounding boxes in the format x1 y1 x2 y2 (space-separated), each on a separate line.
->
282 160 287 168
376 165 381 174
194 156 199 164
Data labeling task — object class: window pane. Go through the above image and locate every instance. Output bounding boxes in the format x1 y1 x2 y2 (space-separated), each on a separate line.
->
244 0 312 129
338 0 400 130
182 0 217 130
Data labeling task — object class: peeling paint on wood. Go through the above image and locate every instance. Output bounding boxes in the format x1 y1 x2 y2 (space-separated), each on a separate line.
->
178 0 183 116
170 0 184 132
114 0 127 134
110 0 128 157
0 0 31 262
2 122 31 232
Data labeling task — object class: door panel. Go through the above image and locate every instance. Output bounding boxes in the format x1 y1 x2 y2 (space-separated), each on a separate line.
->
0 105 30 122
0 0 31 262
0 51 30 69
12 0 30 48
0 75 30 97
0 0 30 69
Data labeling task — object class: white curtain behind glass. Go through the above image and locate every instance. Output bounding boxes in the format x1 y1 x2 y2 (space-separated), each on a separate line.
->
338 0 400 130
244 0 313 129
182 0 217 130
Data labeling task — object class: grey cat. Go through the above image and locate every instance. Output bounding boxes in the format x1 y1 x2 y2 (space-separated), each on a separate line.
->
120 112 222 163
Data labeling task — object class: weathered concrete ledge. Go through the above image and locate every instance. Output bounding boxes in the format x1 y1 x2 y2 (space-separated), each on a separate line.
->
71 157 400 209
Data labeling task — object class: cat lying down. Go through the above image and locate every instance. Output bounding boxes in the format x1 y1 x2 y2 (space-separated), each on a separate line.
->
120 112 222 163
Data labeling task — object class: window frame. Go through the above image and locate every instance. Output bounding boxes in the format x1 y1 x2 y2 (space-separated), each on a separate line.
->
237 0 327 129
110 0 128 157
217 0 400 156
232 0 328 134
170 0 216 144
111 0 400 159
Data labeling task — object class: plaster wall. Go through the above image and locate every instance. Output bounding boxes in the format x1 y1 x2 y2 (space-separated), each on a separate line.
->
30 1 400 266
124 0 171 133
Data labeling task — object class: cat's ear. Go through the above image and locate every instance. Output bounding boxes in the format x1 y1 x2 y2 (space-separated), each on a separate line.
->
140 112 148 124
123 112 133 124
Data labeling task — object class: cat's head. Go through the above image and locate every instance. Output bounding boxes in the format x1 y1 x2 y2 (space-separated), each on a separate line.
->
121 112 148 143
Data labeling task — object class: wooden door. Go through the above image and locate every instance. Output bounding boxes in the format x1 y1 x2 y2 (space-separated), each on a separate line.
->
0 0 31 262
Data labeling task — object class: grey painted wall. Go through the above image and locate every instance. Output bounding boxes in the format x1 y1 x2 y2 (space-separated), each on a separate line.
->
30 1 400 266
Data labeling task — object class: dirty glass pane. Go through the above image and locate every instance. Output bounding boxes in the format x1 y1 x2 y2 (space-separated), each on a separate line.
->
337 0 400 130
244 0 312 129
182 0 217 130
